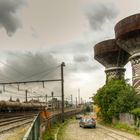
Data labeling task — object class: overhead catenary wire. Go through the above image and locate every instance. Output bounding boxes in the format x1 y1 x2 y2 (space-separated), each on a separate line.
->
0 72 16 83
0 61 27 78
0 62 63 104
18 79 61 100
5 81 56 99
20 65 60 81
3 90 25 98
0 64 61 85
35 67 60 81
0 77 61 100
2 83 44 100
0 59 60 82
0 94 25 99
1 62 60 96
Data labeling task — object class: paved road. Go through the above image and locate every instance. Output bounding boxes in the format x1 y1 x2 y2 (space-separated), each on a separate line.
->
62 119 140 140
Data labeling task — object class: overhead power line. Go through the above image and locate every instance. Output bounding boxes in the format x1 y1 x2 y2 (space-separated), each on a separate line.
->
0 59 60 83
20 65 60 81
0 79 61 85
0 61 27 77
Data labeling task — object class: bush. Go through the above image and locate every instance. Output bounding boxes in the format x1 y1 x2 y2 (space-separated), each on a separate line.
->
93 80 139 123
131 108 140 117
113 122 140 136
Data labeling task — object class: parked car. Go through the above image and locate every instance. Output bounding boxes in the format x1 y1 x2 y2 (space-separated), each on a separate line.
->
79 117 96 128
84 112 97 120
75 114 83 119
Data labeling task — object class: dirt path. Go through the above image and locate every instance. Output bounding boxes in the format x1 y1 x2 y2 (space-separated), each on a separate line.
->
62 119 140 140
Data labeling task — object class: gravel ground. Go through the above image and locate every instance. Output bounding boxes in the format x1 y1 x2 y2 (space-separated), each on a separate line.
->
0 124 30 140
0 118 33 133
62 119 140 140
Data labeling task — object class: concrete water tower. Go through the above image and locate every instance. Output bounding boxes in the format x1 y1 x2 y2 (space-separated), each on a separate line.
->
115 13 140 91
94 39 129 83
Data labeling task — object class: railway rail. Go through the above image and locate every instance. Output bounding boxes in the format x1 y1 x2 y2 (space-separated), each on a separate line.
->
0 112 38 134
96 124 138 140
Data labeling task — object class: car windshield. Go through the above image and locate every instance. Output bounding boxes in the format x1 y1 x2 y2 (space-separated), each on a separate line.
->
81 118 95 122
77 114 82 116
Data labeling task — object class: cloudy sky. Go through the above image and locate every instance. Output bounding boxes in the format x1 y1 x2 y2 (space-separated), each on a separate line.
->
0 0 140 102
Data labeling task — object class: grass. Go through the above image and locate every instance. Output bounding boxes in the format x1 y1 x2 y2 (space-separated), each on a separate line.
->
57 118 71 140
113 122 140 136
43 121 61 140
43 118 72 140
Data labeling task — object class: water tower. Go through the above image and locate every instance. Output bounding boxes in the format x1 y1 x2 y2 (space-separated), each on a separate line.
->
94 39 129 83
115 13 140 90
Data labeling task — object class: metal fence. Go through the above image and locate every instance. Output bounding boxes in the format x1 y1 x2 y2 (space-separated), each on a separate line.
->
21 109 82 140
22 113 40 140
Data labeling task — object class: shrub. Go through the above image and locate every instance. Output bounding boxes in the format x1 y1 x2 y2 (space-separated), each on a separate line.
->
93 80 139 123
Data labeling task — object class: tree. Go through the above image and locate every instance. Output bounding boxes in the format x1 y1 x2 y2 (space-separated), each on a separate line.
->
93 80 139 123
16 98 20 102
85 105 91 112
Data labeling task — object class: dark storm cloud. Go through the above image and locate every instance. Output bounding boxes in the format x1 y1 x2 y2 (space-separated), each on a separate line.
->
84 3 119 30
0 51 59 82
65 53 102 74
50 40 91 54
50 37 101 73
69 62 102 73
73 55 89 62
0 0 26 36
72 59 102 73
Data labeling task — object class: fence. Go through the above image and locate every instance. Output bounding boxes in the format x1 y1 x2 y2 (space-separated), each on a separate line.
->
22 113 40 140
22 108 82 140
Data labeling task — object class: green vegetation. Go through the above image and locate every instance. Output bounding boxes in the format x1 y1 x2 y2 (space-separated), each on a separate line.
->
131 108 140 127
131 108 140 117
43 129 54 140
43 121 61 140
43 118 71 140
84 105 91 113
93 80 139 123
101 121 140 136
57 119 70 140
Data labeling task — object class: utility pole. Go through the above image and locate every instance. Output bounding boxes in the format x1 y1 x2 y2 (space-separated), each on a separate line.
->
43 82 45 88
61 62 65 123
51 91 54 111
17 84 19 91
78 88 80 105
76 97 77 108
45 94 47 104
71 94 73 108
25 90 28 102
3 85 5 92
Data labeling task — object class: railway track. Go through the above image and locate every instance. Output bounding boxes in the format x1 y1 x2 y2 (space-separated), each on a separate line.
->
0 112 38 134
97 124 136 140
